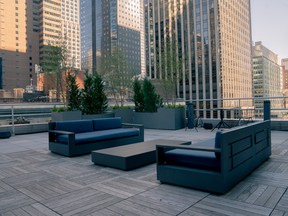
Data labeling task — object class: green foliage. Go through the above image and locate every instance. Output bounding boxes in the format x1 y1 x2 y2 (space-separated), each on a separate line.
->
102 49 133 107
81 72 108 114
133 78 162 113
164 104 185 109
52 107 67 112
143 78 161 112
133 79 145 112
156 37 184 105
66 73 81 111
112 105 131 110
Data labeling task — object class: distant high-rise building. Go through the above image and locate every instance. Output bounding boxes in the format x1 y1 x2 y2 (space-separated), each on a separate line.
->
80 0 145 76
282 58 288 109
0 0 81 93
252 41 282 117
0 0 39 91
282 58 288 90
145 0 253 118
62 0 81 69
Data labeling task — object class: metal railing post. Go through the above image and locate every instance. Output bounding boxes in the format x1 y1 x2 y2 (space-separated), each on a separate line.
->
11 105 15 135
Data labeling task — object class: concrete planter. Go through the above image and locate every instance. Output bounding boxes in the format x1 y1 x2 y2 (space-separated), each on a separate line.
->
114 109 134 123
82 112 115 119
51 111 82 122
133 107 185 130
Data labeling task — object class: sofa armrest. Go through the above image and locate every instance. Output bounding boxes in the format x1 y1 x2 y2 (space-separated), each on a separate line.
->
121 123 144 138
48 130 75 143
156 144 221 153
49 130 74 135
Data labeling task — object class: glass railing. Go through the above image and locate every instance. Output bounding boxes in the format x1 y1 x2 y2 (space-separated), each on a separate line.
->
186 96 288 120
0 96 287 134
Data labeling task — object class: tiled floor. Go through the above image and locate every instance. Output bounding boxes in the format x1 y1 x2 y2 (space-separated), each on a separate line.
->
0 128 288 215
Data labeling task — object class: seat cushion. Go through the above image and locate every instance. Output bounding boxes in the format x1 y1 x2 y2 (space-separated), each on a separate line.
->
55 120 93 133
57 128 139 144
93 117 122 131
164 142 220 171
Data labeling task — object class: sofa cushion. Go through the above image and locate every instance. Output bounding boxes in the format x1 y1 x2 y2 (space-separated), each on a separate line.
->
93 117 122 131
55 120 93 133
164 143 220 171
57 128 139 144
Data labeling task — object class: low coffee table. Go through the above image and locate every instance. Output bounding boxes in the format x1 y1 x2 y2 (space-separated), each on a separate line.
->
91 139 190 170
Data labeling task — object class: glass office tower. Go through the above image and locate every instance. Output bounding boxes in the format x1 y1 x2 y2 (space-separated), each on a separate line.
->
253 41 282 118
81 0 145 76
145 0 253 118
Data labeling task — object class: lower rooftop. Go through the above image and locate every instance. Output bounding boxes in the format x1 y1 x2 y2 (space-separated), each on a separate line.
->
1 128 288 215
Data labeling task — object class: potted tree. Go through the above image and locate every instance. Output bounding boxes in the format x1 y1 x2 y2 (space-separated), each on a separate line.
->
81 72 112 119
133 78 185 130
102 49 134 123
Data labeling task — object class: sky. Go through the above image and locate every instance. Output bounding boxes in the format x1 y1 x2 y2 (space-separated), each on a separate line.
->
250 0 288 60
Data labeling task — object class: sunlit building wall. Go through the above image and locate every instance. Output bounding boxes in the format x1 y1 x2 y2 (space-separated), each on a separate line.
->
80 0 145 76
252 41 283 117
0 0 39 91
39 0 62 64
145 0 253 118
282 58 288 90
62 0 81 69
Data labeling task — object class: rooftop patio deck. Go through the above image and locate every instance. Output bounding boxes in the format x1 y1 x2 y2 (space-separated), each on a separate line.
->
0 128 288 215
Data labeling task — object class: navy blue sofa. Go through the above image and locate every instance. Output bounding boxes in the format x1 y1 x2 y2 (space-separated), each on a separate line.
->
49 117 144 157
156 120 271 194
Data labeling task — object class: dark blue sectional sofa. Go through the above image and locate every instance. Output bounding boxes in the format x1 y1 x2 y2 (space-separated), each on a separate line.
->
48 117 144 157
156 120 271 194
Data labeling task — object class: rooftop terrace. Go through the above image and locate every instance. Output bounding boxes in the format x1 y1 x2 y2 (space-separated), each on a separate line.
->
1 128 288 215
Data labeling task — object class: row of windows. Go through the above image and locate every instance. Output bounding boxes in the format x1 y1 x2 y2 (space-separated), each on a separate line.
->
43 4 61 12
44 0 61 7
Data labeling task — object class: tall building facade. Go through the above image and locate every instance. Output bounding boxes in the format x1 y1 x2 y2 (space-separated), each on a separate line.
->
252 41 282 117
39 0 62 64
61 0 81 69
80 0 145 76
145 0 253 118
281 58 288 109
282 58 288 90
0 0 81 93
0 0 39 90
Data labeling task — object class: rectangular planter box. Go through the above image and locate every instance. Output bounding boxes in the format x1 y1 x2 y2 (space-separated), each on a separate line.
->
133 108 185 130
51 111 82 122
114 109 134 123
82 112 115 119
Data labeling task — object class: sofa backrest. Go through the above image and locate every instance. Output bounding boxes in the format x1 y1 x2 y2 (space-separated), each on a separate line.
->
214 131 222 159
55 120 94 133
217 120 271 171
93 117 122 131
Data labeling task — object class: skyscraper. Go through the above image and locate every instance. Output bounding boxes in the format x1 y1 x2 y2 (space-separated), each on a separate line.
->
252 41 282 117
0 0 39 90
39 0 62 65
61 0 81 69
282 58 288 91
0 0 81 93
145 0 253 118
80 0 145 76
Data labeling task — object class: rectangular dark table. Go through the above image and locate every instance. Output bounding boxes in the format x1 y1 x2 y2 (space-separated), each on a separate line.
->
91 139 191 170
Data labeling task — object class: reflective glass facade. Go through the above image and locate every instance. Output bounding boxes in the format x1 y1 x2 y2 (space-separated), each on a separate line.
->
145 0 253 118
80 0 145 76
253 41 282 117
80 0 93 73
